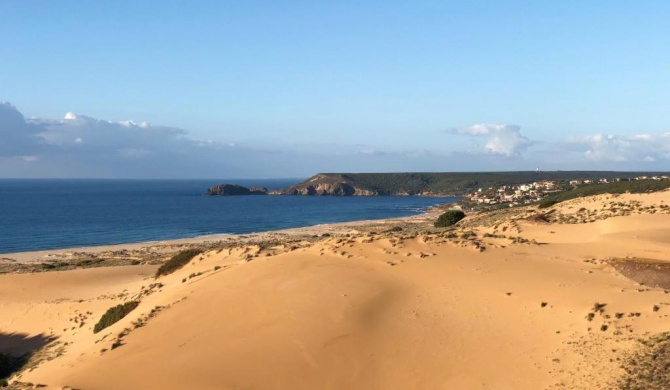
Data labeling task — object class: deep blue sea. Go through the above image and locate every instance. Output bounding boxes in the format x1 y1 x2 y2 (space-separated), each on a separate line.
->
0 179 458 254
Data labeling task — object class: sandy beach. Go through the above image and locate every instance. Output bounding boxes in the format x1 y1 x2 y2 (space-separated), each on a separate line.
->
3 192 670 389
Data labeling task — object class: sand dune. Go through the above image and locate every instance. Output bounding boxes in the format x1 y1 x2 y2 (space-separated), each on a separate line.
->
3 192 670 389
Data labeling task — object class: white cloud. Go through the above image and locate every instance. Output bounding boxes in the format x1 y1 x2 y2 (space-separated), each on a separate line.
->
29 111 188 151
0 102 248 177
451 124 533 157
571 133 670 162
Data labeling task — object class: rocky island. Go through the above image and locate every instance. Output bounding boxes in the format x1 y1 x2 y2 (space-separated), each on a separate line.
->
206 184 268 196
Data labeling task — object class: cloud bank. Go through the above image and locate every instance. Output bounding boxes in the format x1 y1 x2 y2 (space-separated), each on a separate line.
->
0 102 44 157
2 102 457 178
2 102 670 178
452 124 534 157
0 102 256 178
570 133 670 163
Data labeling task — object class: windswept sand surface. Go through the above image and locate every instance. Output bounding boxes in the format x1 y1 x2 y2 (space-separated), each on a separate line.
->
3 192 670 389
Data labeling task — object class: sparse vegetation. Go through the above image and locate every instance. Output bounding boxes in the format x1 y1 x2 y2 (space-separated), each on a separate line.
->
527 212 551 222
155 249 204 278
593 302 607 313
540 179 670 208
93 301 140 334
618 333 670 389
384 226 403 233
434 210 466 228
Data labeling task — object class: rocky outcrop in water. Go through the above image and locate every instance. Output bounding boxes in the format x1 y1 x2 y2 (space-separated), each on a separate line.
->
206 184 268 196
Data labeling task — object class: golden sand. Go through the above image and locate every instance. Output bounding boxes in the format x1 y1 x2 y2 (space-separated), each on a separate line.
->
3 191 670 389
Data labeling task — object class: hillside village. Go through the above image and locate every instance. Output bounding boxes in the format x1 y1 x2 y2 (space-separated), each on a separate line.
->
465 175 670 207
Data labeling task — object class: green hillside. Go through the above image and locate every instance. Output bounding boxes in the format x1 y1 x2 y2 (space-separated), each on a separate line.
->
281 172 667 196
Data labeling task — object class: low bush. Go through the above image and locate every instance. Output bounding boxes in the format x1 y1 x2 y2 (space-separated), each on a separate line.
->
93 301 140 334
384 226 403 233
538 199 559 209
155 249 203 278
434 210 466 227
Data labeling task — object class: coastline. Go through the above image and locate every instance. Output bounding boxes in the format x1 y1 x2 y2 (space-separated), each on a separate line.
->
1 203 449 264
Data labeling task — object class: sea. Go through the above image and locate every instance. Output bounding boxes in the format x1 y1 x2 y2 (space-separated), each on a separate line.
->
0 179 459 254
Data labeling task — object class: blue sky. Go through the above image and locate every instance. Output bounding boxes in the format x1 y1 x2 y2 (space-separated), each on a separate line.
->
1 1 670 178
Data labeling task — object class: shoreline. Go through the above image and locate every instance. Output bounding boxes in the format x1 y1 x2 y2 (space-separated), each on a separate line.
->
2 204 449 264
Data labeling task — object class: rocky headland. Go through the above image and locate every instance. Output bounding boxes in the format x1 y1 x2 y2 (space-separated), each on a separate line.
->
274 174 377 196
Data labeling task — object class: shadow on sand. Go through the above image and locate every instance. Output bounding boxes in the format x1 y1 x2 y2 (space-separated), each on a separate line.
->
0 331 58 380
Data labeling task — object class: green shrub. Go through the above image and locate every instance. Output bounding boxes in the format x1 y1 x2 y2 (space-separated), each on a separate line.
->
93 301 140 334
0 378 7 387
538 199 559 209
384 226 403 233
434 210 466 227
155 249 203 278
